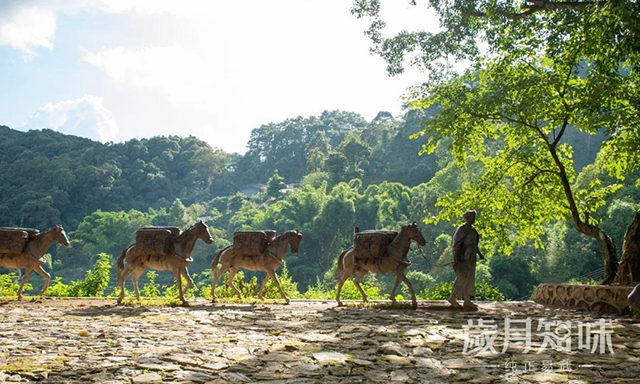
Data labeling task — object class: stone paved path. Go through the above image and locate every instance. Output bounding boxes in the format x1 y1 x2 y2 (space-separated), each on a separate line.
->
0 299 638 383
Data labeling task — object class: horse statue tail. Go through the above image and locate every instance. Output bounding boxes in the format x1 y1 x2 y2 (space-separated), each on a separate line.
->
212 246 229 270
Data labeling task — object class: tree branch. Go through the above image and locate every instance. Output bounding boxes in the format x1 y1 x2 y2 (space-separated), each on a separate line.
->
472 0 607 20
519 169 559 191
551 115 570 149
520 160 561 176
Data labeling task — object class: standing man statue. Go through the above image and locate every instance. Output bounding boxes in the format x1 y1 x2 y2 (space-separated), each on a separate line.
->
448 210 484 309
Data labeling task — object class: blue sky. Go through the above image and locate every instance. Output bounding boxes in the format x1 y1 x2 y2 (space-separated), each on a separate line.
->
0 1 437 153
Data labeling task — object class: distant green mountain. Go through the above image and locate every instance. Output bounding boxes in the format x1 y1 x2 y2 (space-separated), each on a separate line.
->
0 111 605 232
0 125 234 229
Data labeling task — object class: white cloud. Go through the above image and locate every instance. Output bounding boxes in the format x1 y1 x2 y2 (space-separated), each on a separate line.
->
0 0 191 58
83 46 215 105
0 5 56 59
24 95 119 142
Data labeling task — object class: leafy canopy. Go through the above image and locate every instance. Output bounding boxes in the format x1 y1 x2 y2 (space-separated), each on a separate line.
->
353 0 640 254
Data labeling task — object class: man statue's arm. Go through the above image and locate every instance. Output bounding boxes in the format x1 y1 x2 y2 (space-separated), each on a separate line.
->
472 227 484 260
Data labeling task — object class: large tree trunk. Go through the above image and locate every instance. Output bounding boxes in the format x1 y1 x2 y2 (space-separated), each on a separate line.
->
614 209 640 286
545 131 618 284
574 219 618 284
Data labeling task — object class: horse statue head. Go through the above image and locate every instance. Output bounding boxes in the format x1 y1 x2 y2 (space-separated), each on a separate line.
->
403 221 426 246
52 225 70 247
194 221 214 244
282 230 303 254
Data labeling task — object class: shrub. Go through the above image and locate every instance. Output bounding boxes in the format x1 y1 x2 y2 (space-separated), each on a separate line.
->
163 276 198 300
74 253 111 297
208 263 302 300
140 271 162 298
210 271 258 299
261 263 302 299
418 279 505 302
401 271 435 298
45 253 111 297
45 278 71 297
0 273 32 297
304 277 388 300
418 282 453 300
475 279 505 301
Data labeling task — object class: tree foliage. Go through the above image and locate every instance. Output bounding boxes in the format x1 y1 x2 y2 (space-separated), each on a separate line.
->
353 0 640 283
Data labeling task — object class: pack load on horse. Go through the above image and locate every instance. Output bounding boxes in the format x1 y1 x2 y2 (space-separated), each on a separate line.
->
233 230 276 256
134 227 181 256
353 230 397 261
0 228 39 254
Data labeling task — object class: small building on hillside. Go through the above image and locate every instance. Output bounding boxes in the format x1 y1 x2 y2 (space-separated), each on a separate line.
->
279 183 301 196
241 183 266 197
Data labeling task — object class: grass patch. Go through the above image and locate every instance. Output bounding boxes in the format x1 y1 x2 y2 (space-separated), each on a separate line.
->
0 357 64 373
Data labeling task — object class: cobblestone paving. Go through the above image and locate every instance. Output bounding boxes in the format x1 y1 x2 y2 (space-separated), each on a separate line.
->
0 299 638 383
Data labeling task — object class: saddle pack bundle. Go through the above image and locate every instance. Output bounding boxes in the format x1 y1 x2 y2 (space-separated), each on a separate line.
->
135 227 181 255
0 228 39 254
233 230 276 255
353 230 397 260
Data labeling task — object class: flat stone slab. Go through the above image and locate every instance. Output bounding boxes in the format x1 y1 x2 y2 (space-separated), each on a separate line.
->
0 298 635 383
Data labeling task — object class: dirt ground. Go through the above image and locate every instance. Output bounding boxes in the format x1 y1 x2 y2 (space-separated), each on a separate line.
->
0 298 638 383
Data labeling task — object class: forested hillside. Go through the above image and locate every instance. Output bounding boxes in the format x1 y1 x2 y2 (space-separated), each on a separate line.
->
0 108 634 299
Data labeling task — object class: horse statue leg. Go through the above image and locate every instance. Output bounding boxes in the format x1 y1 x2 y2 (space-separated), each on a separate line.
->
34 265 51 296
182 266 194 292
116 248 133 305
393 269 418 309
256 272 272 300
226 267 243 299
117 265 135 304
17 266 33 300
269 269 290 304
131 268 145 301
336 249 355 307
353 269 369 304
389 275 401 305
400 272 418 309
211 248 229 303
172 267 187 306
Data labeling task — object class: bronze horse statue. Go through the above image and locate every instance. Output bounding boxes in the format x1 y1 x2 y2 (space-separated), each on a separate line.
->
116 221 213 305
0 225 70 298
211 231 302 303
336 223 426 309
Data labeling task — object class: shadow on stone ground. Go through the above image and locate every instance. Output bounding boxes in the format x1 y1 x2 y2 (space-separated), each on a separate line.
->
0 299 638 383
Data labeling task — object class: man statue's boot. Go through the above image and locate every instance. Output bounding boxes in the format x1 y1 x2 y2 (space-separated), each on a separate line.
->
463 296 478 309
448 294 461 308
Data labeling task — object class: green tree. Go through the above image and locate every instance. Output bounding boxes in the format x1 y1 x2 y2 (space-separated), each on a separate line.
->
353 0 640 284
266 170 286 199
326 152 348 185
168 199 191 228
